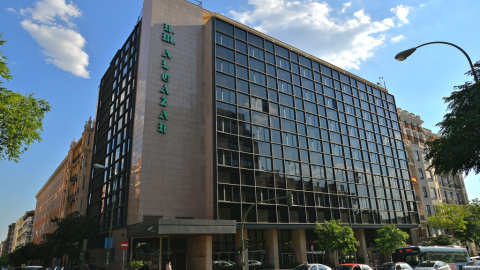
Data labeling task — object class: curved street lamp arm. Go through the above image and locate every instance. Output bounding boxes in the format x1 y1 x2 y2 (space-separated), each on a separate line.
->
396 41 478 83
416 41 478 82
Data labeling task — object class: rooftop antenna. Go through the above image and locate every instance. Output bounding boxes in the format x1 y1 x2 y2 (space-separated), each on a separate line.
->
378 77 387 89
192 0 202 6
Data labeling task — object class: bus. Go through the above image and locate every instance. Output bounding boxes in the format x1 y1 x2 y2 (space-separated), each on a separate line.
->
392 246 470 270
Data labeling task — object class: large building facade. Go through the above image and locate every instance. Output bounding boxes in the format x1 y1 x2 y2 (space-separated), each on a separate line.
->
87 0 420 269
63 118 95 216
32 157 67 244
397 109 469 243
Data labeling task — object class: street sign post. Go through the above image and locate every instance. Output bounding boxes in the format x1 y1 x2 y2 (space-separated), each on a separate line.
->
120 240 129 270
120 240 129 250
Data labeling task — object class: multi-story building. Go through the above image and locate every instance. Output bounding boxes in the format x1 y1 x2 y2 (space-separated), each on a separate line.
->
1 223 15 255
12 210 35 250
86 1 420 269
32 117 94 244
63 118 95 216
32 157 68 244
397 109 469 240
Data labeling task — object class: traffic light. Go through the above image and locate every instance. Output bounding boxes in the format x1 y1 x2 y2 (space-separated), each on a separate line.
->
237 246 242 254
287 192 294 207
243 238 250 249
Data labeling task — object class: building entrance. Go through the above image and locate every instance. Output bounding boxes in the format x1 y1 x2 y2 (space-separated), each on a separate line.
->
132 236 188 270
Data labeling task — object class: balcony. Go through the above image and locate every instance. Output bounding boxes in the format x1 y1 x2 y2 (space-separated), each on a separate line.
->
72 153 81 164
68 194 75 203
70 174 78 183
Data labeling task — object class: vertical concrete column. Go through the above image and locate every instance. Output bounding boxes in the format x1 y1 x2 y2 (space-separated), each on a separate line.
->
187 235 212 270
292 229 307 264
354 229 367 264
410 228 420 246
235 229 248 270
265 229 279 270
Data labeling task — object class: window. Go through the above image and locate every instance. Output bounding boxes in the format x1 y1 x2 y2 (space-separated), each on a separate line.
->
414 150 421 161
426 170 433 180
422 186 428 198
430 187 437 199
418 168 424 179
426 205 432 217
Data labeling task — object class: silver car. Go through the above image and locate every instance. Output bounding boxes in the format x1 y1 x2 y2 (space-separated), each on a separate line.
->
293 263 333 270
415 261 451 270
463 261 480 270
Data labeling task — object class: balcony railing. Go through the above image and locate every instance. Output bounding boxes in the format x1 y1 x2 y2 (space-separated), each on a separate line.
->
70 174 78 183
72 153 81 164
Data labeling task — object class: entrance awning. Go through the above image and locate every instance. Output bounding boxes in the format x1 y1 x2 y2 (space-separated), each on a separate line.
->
127 218 236 237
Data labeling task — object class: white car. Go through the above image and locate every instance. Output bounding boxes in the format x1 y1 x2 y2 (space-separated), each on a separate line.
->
415 261 451 270
248 260 262 266
464 261 480 270
293 263 333 270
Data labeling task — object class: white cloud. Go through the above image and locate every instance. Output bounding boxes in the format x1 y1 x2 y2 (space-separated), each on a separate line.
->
341 2 352 13
391 4 411 26
391 35 405 43
6 7 17 13
19 0 89 78
230 0 412 70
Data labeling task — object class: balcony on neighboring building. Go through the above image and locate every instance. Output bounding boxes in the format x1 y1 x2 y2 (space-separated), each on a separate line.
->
72 153 81 164
70 174 78 183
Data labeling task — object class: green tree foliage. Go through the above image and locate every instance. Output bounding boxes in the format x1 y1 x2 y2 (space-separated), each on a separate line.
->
0 33 51 162
7 242 44 267
0 254 10 266
314 220 359 255
127 260 144 270
374 225 409 257
43 211 99 264
427 203 469 233
454 199 480 244
425 61 480 175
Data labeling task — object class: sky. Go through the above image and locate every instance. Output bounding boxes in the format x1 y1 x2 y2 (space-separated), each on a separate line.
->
0 0 479 241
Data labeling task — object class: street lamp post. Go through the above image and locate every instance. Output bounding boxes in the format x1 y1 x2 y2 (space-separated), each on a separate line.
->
239 192 294 270
93 163 116 270
395 41 478 83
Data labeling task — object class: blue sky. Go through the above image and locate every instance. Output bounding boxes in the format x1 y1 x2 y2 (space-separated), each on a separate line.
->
0 0 479 241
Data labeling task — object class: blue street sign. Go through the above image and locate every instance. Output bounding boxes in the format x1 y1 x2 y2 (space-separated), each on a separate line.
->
104 237 113 249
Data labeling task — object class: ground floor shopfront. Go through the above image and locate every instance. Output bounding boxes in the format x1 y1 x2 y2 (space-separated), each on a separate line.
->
89 219 419 270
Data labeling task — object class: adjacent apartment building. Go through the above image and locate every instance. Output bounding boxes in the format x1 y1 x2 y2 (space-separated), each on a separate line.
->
63 118 95 216
32 118 94 244
397 109 469 241
12 210 35 250
86 0 420 269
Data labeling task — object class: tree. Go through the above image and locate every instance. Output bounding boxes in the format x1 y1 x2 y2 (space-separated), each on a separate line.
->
43 211 99 264
375 225 409 260
427 203 469 233
453 199 480 245
314 220 359 264
0 33 51 162
425 61 480 175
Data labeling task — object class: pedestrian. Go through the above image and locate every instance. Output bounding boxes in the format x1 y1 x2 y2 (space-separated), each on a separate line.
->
88 258 98 270
165 259 172 270
139 261 150 270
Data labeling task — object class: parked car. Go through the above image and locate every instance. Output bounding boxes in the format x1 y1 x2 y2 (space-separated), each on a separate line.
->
379 262 414 270
335 264 374 270
213 260 235 267
464 261 480 270
292 263 332 270
415 261 451 270
248 260 262 266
